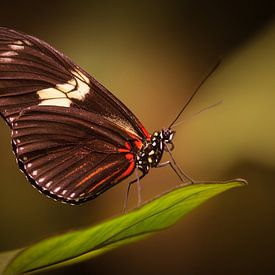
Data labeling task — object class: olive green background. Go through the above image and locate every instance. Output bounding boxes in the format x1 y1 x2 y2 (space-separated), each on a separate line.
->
0 1 275 274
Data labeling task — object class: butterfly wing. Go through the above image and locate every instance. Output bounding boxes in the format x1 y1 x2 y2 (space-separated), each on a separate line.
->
0 27 150 140
12 106 136 204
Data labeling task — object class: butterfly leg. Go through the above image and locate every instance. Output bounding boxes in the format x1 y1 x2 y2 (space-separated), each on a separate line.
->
164 143 195 183
157 161 186 183
123 167 146 213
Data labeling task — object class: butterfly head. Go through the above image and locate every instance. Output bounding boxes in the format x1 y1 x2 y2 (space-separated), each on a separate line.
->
160 128 175 148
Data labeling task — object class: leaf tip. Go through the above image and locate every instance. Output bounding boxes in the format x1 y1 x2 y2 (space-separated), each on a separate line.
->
232 178 248 186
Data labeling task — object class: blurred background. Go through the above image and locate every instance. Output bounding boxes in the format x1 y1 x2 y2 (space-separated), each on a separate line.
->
0 1 275 274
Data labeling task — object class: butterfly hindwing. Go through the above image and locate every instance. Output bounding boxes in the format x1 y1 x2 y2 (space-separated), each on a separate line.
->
11 106 136 204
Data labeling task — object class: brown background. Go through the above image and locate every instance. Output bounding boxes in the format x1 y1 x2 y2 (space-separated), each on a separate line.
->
0 1 275 274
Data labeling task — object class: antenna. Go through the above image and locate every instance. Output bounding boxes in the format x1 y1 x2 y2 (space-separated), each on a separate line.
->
168 59 221 129
170 99 223 129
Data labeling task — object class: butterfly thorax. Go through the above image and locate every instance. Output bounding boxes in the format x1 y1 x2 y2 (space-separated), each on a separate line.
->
136 128 175 173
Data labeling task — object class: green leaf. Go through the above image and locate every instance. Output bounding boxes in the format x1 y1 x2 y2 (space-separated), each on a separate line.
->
1 179 246 274
0 250 23 275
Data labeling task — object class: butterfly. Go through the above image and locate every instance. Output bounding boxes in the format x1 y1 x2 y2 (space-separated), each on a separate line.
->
0 27 218 206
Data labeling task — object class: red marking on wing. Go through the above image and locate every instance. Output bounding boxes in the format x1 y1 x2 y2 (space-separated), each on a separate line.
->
139 124 151 140
125 153 134 160
88 169 122 193
134 139 143 150
126 131 144 150
115 161 135 183
118 148 129 153
88 159 135 193
64 161 89 179
118 142 132 153
75 162 116 187
125 142 131 150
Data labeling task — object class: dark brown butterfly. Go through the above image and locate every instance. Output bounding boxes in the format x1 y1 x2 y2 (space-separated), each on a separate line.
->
0 27 217 205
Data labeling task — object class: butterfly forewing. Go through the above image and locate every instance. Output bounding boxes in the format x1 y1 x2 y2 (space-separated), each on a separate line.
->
0 27 150 140
11 106 136 203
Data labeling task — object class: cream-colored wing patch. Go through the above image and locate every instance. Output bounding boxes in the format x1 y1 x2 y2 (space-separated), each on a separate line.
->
37 87 71 107
37 69 90 107
37 88 66 99
56 78 76 93
39 98 72 107
69 69 90 100
56 70 90 101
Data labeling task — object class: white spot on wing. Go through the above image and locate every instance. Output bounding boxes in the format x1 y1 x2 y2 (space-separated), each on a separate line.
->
36 69 90 107
23 40 32 46
32 170 38 176
54 187 61 193
18 146 24 151
1 51 18 57
45 181 52 188
56 78 76 93
39 98 72 107
37 88 65 99
37 87 72 107
69 69 90 100
10 44 24 50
